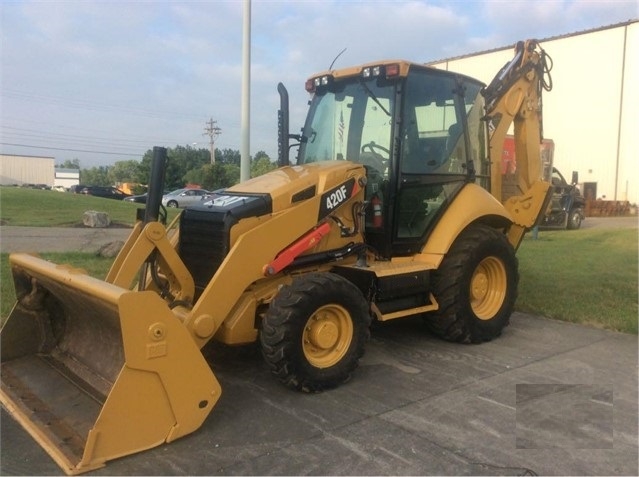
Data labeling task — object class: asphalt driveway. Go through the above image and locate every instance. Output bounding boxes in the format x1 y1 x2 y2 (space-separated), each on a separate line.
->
1 312 637 476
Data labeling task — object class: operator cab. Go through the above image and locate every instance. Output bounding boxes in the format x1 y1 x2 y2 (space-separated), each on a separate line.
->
291 61 489 258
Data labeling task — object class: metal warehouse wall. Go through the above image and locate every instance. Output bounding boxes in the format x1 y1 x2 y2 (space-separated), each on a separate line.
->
429 21 638 205
54 169 80 190
0 154 55 186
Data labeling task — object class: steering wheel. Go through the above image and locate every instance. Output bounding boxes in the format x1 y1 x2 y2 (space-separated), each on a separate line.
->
360 142 389 175
362 142 390 157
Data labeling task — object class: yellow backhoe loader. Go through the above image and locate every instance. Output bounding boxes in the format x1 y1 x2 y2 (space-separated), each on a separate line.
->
1 39 553 474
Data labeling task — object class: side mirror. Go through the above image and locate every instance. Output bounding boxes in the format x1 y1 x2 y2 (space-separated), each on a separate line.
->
571 171 579 185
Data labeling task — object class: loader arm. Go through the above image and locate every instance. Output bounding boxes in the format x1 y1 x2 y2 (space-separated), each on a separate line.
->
482 39 554 249
181 162 367 349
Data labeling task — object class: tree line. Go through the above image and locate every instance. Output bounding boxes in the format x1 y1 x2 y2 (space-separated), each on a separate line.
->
57 145 277 193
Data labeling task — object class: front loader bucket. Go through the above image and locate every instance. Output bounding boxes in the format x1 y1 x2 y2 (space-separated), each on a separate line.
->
1 253 221 475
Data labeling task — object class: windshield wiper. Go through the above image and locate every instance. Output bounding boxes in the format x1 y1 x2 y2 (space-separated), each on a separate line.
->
358 80 391 116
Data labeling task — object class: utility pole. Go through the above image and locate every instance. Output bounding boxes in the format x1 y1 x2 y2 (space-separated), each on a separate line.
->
203 118 222 164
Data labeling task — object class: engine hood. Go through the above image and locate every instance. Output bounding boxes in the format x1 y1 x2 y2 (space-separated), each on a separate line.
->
219 161 366 214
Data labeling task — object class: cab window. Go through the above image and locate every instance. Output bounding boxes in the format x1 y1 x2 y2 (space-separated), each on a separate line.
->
401 71 464 175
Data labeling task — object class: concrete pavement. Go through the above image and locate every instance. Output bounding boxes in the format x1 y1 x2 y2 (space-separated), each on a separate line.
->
1 312 637 476
577 215 637 230
0 225 132 254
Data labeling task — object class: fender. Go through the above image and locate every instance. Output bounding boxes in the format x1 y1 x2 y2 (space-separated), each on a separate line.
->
417 183 513 267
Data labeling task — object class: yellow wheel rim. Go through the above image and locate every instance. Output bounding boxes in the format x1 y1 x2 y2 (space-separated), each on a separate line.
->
470 256 507 320
302 304 353 368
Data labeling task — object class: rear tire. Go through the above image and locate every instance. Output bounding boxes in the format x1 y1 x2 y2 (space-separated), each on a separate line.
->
260 273 371 392
425 224 518 343
167 200 178 208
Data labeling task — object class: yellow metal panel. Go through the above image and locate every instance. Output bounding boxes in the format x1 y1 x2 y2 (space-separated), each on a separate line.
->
214 294 259 344
420 184 513 264
77 291 221 470
186 164 368 348
377 294 439 321
353 259 436 277
227 161 364 213
185 200 334 348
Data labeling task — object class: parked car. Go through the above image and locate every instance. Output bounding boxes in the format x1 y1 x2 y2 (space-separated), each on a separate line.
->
21 183 50 190
123 193 148 204
80 186 131 200
161 188 210 208
69 184 88 194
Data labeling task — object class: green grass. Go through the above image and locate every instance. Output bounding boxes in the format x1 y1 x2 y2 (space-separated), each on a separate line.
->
516 228 638 333
0 187 177 321
1 252 115 321
0 187 179 227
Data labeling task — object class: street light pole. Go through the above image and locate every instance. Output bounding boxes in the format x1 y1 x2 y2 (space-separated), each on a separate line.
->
240 0 251 181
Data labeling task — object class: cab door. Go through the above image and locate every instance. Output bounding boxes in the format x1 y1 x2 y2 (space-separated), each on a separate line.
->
391 68 486 256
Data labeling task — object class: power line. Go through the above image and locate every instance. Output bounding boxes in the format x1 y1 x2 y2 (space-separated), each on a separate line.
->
2 89 207 122
1 126 161 145
0 142 142 157
6 117 192 143
0 127 161 151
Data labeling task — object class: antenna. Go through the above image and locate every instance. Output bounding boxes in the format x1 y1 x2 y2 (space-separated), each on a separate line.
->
329 47 347 71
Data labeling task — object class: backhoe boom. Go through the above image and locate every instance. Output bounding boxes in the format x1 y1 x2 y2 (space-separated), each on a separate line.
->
483 39 554 248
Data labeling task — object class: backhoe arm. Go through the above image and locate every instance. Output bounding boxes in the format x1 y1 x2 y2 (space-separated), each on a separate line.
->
482 39 553 249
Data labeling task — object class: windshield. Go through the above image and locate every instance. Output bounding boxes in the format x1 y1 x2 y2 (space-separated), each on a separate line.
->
298 78 395 176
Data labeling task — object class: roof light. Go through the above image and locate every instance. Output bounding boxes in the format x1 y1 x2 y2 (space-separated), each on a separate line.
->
362 67 371 78
305 79 315 93
386 63 400 77
372 66 381 76
306 75 333 93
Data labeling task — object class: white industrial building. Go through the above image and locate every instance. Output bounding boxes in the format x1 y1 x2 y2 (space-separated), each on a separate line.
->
0 154 80 190
429 20 638 206
0 154 55 187
54 168 81 190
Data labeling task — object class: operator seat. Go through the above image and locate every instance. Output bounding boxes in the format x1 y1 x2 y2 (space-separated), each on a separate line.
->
444 123 462 161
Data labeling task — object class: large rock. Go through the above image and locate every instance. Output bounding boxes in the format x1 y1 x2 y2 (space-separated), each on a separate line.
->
97 240 124 258
83 210 111 228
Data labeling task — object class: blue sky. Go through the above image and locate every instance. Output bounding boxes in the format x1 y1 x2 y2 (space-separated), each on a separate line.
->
1 0 637 168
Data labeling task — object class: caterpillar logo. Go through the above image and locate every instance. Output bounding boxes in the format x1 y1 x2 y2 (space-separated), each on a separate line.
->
318 178 356 220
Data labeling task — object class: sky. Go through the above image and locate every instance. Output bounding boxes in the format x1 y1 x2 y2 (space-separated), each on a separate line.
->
1 0 637 168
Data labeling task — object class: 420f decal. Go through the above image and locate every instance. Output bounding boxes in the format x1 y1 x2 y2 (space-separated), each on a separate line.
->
318 178 356 220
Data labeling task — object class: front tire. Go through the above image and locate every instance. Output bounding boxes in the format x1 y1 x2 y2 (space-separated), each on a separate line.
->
167 200 178 208
567 207 583 229
425 224 518 343
260 273 371 392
